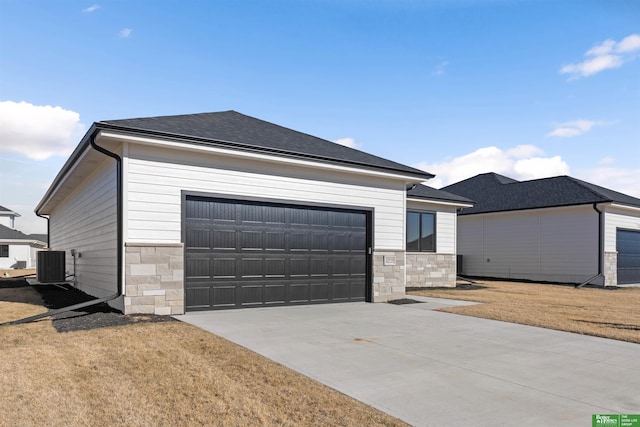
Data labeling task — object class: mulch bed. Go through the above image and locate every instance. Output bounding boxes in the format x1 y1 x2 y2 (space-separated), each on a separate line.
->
387 298 423 305
1 279 176 332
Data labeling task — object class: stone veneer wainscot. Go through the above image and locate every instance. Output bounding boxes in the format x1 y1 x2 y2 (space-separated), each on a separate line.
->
406 253 456 288
124 243 184 315
373 250 405 302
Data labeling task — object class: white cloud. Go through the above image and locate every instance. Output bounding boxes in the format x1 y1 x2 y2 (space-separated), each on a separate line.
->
83 4 100 13
505 144 544 158
0 101 85 160
431 61 449 76
547 119 604 138
575 167 640 198
413 145 570 188
616 34 640 54
119 28 133 38
560 33 640 80
334 137 360 149
599 156 615 165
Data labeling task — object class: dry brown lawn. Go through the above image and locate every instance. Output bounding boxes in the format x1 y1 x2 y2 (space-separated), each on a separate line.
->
409 280 640 344
0 286 406 427
0 268 36 278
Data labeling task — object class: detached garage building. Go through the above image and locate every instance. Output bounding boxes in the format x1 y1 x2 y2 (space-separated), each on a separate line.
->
35 111 470 314
444 173 640 286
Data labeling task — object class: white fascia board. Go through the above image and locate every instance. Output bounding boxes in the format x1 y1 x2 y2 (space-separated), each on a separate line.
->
608 203 640 214
98 131 428 183
0 240 46 246
407 198 474 209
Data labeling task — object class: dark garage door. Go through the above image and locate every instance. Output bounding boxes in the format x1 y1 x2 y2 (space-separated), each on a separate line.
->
184 196 370 310
617 229 640 285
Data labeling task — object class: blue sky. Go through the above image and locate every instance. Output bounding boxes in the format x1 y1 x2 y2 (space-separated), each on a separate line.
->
1 0 639 233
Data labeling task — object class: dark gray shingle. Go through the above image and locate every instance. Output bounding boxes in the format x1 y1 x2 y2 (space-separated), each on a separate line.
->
100 111 433 179
0 224 31 240
407 184 474 204
443 173 640 215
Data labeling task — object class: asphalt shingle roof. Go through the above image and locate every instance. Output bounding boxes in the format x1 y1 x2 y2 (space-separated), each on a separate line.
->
99 110 434 179
443 173 640 215
407 184 474 204
0 224 31 240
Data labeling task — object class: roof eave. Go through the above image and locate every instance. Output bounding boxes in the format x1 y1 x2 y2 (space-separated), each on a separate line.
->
406 196 474 208
95 122 435 181
458 201 612 215
35 124 98 215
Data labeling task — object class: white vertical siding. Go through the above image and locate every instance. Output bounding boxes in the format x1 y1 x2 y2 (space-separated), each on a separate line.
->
603 206 640 252
406 200 458 254
458 205 598 283
126 145 407 249
49 159 118 297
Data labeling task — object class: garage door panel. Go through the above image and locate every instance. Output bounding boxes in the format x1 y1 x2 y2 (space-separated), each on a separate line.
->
240 258 263 277
264 284 286 304
186 286 210 308
310 283 329 301
310 258 329 276
185 197 369 310
211 286 235 308
186 229 210 249
211 258 235 278
241 285 263 305
212 230 235 250
265 258 286 277
617 229 640 284
265 232 285 250
185 258 209 278
290 283 309 302
186 199 210 219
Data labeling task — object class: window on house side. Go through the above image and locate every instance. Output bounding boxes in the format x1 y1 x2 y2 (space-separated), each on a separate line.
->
0 245 8 257
406 211 436 252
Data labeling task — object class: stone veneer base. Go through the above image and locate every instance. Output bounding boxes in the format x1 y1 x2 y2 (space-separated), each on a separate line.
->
604 251 617 287
124 243 184 315
373 250 405 302
406 253 456 288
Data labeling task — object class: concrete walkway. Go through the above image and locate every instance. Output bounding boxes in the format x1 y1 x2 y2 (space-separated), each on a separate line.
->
176 301 639 427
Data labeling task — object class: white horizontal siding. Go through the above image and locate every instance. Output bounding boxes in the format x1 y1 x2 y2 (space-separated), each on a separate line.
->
49 159 117 298
603 206 640 252
458 206 598 283
125 145 406 249
457 216 485 274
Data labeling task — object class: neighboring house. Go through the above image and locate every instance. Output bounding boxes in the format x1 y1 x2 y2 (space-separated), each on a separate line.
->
0 205 20 229
35 111 470 314
443 173 640 286
0 207 47 269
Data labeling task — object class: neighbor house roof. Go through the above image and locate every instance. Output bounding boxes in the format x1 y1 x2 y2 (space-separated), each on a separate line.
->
407 184 474 205
0 224 46 243
443 173 640 215
98 110 434 180
0 205 20 216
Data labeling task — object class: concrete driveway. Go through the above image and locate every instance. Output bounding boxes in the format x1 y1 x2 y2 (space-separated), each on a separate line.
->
176 298 639 427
